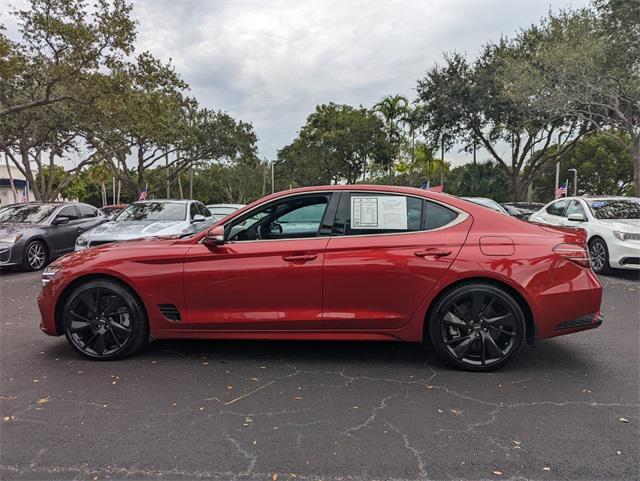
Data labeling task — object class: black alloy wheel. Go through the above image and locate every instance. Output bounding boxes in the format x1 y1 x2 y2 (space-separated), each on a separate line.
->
23 240 47 271
63 279 148 360
588 238 611 275
429 283 526 371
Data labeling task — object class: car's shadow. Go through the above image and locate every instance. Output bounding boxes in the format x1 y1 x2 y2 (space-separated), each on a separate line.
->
44 336 597 375
599 269 640 281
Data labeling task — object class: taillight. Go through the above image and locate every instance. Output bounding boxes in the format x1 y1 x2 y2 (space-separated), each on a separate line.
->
553 243 591 268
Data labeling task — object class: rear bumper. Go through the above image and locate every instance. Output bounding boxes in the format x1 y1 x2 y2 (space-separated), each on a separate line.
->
546 311 603 338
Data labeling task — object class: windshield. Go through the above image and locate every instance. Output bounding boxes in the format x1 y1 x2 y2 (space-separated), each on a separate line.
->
464 197 507 214
0 204 58 224
588 199 640 220
115 202 187 222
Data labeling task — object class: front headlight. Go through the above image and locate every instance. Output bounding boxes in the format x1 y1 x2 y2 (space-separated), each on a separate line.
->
0 234 23 243
41 265 61 287
613 231 640 241
75 235 88 247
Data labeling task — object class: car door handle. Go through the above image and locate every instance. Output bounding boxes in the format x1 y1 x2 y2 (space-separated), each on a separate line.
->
282 254 317 262
414 249 451 258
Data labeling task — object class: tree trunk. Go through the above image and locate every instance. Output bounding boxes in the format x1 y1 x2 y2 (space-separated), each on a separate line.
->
4 153 18 203
634 134 640 196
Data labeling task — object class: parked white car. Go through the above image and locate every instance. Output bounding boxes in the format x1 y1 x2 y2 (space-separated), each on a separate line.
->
529 196 640 274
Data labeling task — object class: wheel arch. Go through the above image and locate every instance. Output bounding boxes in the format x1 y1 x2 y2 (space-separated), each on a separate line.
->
423 276 537 345
54 273 148 335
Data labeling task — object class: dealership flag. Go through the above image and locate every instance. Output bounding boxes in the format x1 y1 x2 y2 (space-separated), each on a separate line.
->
20 184 28 203
555 180 568 198
138 183 148 200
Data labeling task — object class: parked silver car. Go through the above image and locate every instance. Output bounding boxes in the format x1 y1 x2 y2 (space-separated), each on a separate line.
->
0 202 106 270
75 200 214 251
206 203 245 221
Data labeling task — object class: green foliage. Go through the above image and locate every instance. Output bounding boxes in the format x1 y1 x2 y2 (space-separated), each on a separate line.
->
277 103 392 186
445 162 511 202
535 131 634 200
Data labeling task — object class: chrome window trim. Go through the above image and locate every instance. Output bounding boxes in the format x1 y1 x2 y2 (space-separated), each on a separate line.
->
203 190 470 245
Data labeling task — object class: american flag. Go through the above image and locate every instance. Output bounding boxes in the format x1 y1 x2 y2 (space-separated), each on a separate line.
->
20 184 28 203
555 180 568 199
138 183 148 200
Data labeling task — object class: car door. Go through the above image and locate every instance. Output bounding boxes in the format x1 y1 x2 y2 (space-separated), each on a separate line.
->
77 204 105 231
537 199 569 225
183 192 338 330
322 192 472 330
47 205 85 256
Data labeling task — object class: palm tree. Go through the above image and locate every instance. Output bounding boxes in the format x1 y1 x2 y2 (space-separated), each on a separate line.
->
373 95 410 179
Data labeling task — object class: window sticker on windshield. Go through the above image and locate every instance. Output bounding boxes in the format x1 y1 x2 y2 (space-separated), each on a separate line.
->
351 195 408 230
590 201 609 208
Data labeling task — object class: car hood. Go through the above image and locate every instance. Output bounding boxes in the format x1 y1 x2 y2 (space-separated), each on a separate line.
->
0 223 38 236
84 220 189 241
597 219 640 233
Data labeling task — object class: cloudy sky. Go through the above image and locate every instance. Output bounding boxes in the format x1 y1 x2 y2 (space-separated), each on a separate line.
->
5 0 589 165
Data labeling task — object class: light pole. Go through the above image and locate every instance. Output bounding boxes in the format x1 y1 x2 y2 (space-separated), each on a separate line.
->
568 168 578 196
555 131 567 193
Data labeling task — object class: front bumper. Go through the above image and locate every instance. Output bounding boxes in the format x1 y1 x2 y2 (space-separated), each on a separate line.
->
0 241 24 267
608 238 640 270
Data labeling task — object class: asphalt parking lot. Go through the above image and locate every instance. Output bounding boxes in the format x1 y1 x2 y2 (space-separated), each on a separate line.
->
0 269 638 481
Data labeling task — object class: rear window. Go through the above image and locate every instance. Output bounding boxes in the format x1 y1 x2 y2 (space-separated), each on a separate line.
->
425 201 457 230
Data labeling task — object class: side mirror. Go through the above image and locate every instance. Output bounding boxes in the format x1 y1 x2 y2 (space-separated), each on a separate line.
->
191 214 205 223
203 226 225 247
52 216 70 225
567 213 586 222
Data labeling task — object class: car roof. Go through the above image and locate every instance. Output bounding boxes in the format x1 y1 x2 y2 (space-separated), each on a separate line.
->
132 199 192 204
207 203 245 208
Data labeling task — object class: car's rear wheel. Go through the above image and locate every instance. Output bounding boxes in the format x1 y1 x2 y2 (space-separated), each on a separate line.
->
22 240 48 271
428 283 526 372
62 279 148 360
588 238 611 275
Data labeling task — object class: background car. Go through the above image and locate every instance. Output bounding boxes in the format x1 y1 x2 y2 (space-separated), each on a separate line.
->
75 199 214 251
40 185 602 372
0 202 105 271
529 196 640 274
99 204 128 220
462 197 509 215
206 203 245 221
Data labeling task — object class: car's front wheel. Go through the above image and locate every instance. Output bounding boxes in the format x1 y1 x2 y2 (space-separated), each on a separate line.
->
22 240 48 271
428 283 526 372
588 238 611 275
62 279 148 360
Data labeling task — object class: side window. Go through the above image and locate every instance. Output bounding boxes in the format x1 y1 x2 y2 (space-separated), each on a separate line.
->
425 200 458 230
56 205 79 221
228 195 330 241
78 204 98 218
344 194 422 235
566 200 586 218
198 203 211 217
189 203 199 220
546 199 568 216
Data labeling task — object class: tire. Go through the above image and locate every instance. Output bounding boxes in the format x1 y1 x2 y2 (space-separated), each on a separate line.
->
62 279 148 360
22 240 48 271
427 283 526 372
589 238 611 275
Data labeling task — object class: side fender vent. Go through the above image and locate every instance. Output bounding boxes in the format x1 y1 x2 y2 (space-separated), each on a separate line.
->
158 304 181 322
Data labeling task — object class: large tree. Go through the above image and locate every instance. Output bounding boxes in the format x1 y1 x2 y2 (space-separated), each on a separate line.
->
499 2 640 194
277 103 392 186
416 45 587 201
0 0 135 117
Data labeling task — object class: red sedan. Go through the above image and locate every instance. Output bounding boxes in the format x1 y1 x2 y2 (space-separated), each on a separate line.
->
38 185 603 371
